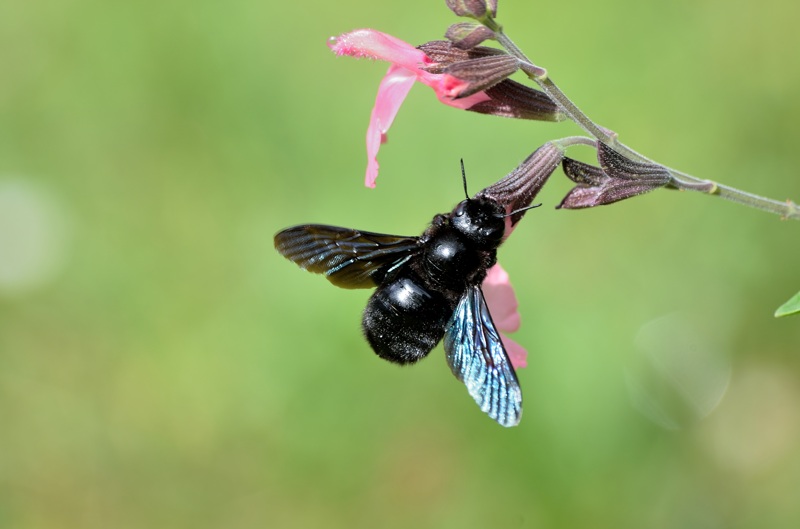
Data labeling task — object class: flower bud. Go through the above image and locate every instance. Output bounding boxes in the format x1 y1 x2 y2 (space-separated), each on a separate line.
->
445 22 496 50
446 0 490 20
557 144 672 209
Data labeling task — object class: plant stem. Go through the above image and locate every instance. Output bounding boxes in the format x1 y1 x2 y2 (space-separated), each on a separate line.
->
552 136 597 149
485 19 800 221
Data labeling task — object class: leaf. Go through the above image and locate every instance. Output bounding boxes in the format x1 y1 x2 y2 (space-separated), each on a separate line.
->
775 290 800 317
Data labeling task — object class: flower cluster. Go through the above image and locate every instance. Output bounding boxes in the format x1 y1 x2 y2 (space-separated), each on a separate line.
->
322 0 727 366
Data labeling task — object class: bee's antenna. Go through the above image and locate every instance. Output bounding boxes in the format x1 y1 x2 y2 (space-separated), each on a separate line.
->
499 203 542 218
460 159 469 200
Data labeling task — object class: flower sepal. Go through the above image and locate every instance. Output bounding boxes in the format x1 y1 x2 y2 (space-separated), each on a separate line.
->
435 54 521 98
478 142 565 228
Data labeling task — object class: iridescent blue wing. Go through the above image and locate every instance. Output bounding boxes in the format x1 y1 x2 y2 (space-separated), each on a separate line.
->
274 225 420 289
443 286 522 427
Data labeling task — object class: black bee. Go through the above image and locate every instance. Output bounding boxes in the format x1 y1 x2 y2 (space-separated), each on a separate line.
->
274 167 536 427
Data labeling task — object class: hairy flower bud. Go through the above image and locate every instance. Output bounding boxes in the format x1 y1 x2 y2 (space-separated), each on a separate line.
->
446 0 490 19
557 143 672 209
446 22 496 49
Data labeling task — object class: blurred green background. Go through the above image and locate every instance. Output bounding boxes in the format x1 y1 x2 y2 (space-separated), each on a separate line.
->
2 0 799 527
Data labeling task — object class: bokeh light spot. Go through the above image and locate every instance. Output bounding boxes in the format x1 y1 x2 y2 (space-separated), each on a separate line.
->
626 312 732 430
0 178 71 296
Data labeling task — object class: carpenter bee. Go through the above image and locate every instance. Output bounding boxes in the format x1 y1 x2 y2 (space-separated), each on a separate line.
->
274 166 537 427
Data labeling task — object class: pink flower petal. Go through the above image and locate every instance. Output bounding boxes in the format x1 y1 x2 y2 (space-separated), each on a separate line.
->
482 264 520 333
328 29 431 71
422 73 491 109
500 334 528 369
483 264 527 370
365 65 417 187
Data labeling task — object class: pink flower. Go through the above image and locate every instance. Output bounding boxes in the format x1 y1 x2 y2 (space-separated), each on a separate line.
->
329 29 492 188
482 263 527 369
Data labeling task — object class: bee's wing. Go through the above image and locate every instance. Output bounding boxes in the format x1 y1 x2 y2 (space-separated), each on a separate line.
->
443 286 522 427
274 225 420 289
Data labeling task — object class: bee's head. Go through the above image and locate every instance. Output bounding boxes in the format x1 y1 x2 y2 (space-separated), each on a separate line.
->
450 197 506 247
451 159 505 246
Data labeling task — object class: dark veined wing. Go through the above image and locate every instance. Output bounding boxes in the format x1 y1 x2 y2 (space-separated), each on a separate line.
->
274 225 420 289
443 286 522 427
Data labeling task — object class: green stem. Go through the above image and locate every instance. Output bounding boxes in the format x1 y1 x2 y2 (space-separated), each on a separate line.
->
552 136 597 149
485 18 800 221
